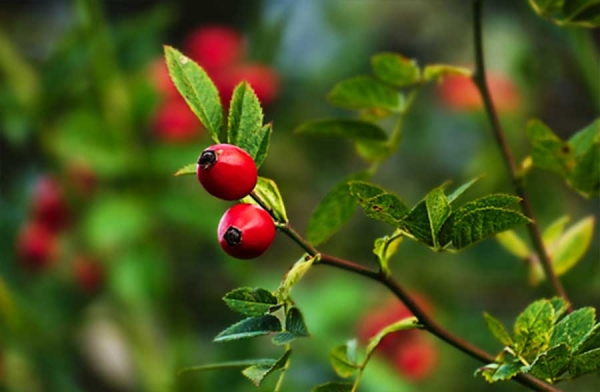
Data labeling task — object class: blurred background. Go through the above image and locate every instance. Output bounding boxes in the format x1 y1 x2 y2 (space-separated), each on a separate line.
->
0 0 598 391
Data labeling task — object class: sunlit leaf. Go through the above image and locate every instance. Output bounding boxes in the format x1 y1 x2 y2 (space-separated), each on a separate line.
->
371 52 420 87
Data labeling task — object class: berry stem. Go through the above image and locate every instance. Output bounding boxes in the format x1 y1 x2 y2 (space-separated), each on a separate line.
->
471 0 571 310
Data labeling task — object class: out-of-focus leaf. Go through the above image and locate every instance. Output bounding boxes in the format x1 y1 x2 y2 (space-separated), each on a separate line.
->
542 215 570 245
242 349 290 386
311 382 354 392
527 119 574 177
328 76 401 111
178 359 277 375
329 343 359 378
371 52 420 87
422 64 472 82
373 230 403 273
447 177 480 204
173 163 196 176
496 230 530 259
295 119 388 142
551 216 594 276
528 0 600 27
483 312 513 346
568 348 600 377
365 317 420 357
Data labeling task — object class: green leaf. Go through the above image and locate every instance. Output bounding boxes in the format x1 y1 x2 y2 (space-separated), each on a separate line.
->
525 343 570 382
527 119 575 177
242 349 291 386
447 177 480 204
569 119 599 156
399 200 434 246
295 119 388 142
373 230 403 274
213 315 282 342
240 177 288 223
306 172 369 246
227 82 268 165
549 297 570 321
478 360 523 383
348 181 409 225
173 163 196 176
164 46 222 142
551 216 594 276
542 215 571 245
550 307 596 349
277 254 317 300
568 119 600 198
254 123 272 169
574 323 600 354
483 312 513 346
496 230 530 259
371 52 420 87
354 140 394 163
422 64 472 82
365 317 420 357
311 382 354 392
569 348 600 377
328 76 401 111
222 287 278 317
329 343 359 378
177 358 278 376
528 0 600 27
425 187 451 248
513 299 555 361
272 307 310 345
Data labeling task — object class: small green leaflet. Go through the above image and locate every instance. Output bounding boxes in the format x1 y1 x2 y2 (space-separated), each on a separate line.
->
164 46 223 142
483 312 513 346
242 349 291 386
328 76 402 111
528 0 600 28
371 52 421 87
222 287 278 317
513 299 555 361
295 119 388 142
306 172 370 246
348 181 409 227
527 119 574 177
525 343 571 381
213 315 282 342
177 358 279 376
173 163 196 176
476 360 524 383
446 177 480 204
496 230 530 259
373 230 403 274
311 382 354 392
277 254 317 300
422 64 472 82
271 307 310 345
550 307 596 349
550 216 594 276
329 342 360 378
425 186 451 248
240 177 288 223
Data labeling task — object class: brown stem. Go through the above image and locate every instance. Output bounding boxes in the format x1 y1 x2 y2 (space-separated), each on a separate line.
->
471 0 570 309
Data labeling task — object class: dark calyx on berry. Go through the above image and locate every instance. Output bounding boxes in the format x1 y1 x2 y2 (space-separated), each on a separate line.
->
198 150 217 169
223 227 242 247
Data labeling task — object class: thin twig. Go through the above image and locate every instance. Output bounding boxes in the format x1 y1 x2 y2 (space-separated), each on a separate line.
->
470 0 570 309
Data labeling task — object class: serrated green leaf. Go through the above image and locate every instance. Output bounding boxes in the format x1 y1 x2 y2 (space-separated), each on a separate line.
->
574 323 600 354
425 187 451 248
400 200 434 246
422 64 472 82
347 181 385 201
371 52 420 87
525 343 570 382
173 163 196 176
478 360 523 383
496 230 530 259
177 358 277 376
550 307 596 349
306 172 369 246
222 287 278 317
329 344 360 378
527 119 575 177
295 119 388 142
227 82 264 156
568 348 600 377
328 76 401 111
551 216 594 276
549 297 570 320
373 230 403 273
483 312 513 346
365 317 420 357
254 123 272 169
240 177 287 223
311 382 354 392
513 299 555 361
214 315 282 342
164 46 222 142
272 307 310 345
447 177 480 204
356 193 409 227
543 215 571 246
242 349 291 386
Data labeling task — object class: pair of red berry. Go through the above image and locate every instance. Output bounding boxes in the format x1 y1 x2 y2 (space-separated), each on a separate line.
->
196 144 275 259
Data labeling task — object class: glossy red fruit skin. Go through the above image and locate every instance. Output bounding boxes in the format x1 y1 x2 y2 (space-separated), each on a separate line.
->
217 204 275 259
31 176 70 232
153 98 202 143
16 221 57 271
196 144 257 200
184 25 245 72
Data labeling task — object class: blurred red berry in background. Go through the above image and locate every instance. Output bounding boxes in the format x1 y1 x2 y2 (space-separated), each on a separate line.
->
67 161 98 197
392 336 439 381
73 256 104 293
216 64 280 107
153 98 203 143
149 58 178 99
184 25 245 73
16 221 58 271
438 72 520 113
31 176 70 233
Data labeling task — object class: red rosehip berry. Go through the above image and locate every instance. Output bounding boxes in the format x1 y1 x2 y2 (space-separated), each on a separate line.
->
153 98 203 143
217 204 275 259
31 175 70 232
184 25 245 73
73 256 104 293
16 221 58 271
196 144 257 200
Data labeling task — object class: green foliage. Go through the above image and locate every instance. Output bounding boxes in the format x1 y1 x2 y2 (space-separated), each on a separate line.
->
372 230 403 274
240 176 288 223
222 287 278 317
364 317 420 357
306 172 370 245
528 0 600 27
479 298 600 384
163 46 222 142
527 119 600 198
242 349 291 386
272 307 310 345
295 119 388 142
276 254 318 300
173 163 196 176
371 52 420 87
329 341 360 378
328 76 402 111
349 181 409 227
312 382 354 392
422 64 472 82
213 315 282 342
